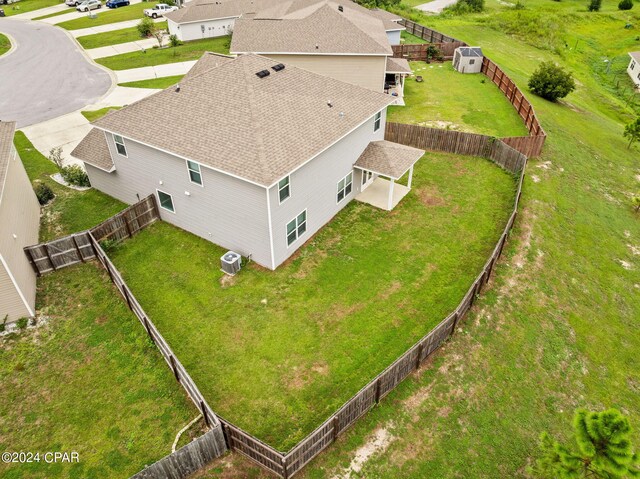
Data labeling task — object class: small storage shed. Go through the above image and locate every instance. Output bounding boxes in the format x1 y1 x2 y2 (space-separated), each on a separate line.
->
0 121 40 323
626 52 640 88
453 46 483 74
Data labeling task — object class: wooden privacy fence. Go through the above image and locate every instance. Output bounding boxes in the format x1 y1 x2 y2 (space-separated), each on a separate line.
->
130 429 224 479
396 18 547 157
87 232 228 471
24 195 159 276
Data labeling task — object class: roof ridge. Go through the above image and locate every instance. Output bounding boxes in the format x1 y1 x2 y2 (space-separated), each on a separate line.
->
334 5 391 53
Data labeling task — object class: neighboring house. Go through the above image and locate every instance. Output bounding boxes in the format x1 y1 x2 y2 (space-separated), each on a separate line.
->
368 7 405 45
71 54 423 270
230 0 408 95
627 52 640 88
0 121 40 323
453 46 483 74
165 0 275 42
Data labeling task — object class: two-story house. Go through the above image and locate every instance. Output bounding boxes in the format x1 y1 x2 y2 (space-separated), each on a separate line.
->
71 54 423 269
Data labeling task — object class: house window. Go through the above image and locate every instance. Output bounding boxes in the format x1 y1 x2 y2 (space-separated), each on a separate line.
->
157 190 175 213
337 172 353 203
631 61 636 70
113 134 127 157
362 170 373 185
373 111 382 132
278 176 290 203
469 59 475 65
187 160 203 186
286 210 307 246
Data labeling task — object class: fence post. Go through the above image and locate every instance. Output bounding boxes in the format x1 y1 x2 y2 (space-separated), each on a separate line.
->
282 457 289 479
24 247 41 277
451 311 461 332
332 415 340 441
169 355 180 382
415 343 423 370
200 400 210 427
123 212 133 238
374 377 382 404
122 284 133 311
142 316 154 343
71 234 85 262
44 243 56 271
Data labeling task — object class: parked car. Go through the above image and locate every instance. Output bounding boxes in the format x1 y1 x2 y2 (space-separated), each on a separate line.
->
76 0 101 11
106 0 129 7
143 3 177 18
65 0 83 6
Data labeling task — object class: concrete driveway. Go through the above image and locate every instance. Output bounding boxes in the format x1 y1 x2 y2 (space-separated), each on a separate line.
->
0 19 112 128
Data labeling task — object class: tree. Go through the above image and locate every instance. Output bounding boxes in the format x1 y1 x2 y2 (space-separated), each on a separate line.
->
623 117 640 149
528 61 576 102
632 195 640 213
152 28 164 48
48 146 64 169
588 0 602 11
168 33 182 55
618 0 633 10
137 17 155 38
535 409 640 479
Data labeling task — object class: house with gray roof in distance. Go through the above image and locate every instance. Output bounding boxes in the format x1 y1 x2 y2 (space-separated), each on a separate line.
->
626 51 640 88
230 0 411 101
71 53 423 270
0 121 40 323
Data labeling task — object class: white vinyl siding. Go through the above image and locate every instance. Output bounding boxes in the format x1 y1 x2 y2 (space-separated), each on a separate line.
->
157 190 175 213
286 210 307 247
113 134 127 157
187 160 203 186
337 172 352 203
373 111 381 132
278 176 290 203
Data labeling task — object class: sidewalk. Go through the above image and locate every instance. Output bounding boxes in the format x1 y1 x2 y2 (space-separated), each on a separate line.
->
69 16 165 37
86 36 164 59
38 0 143 25
10 2 68 20
115 60 196 82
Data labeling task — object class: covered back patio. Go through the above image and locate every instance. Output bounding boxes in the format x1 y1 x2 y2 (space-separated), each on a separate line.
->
355 140 424 211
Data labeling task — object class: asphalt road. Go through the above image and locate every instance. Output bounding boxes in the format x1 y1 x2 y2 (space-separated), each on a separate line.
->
0 19 112 128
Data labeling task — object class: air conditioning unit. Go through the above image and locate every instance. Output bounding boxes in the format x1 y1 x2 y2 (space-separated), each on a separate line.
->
221 251 242 275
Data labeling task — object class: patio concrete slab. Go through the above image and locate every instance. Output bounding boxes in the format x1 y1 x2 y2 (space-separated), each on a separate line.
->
414 0 458 13
70 16 164 37
86 36 163 59
356 178 410 211
115 60 197 82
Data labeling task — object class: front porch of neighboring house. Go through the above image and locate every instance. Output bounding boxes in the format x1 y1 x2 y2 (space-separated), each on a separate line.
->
355 140 424 211
385 57 413 106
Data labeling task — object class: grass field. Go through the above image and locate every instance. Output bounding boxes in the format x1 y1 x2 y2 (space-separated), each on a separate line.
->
401 30 429 44
388 62 529 137
96 36 230 70
0 33 10 56
81 106 121 122
57 1 157 30
76 21 167 49
119 74 183 88
13 132 125 241
109 151 515 451
0 264 199 479
1 0 60 16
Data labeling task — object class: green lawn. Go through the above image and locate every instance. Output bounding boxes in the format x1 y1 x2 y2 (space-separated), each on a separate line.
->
81 106 122 122
76 21 167 49
0 264 199 479
13 132 125 241
0 33 10 56
109 151 515 451
57 1 158 30
96 36 230 70
400 30 429 44
119 74 183 89
1 0 61 17
388 62 529 137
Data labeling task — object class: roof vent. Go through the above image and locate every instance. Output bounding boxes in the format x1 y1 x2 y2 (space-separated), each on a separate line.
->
339 111 344 118
327 100 333 108
255 69 270 78
271 63 285 72
338 5 343 11
175 84 181 92
315 43 319 49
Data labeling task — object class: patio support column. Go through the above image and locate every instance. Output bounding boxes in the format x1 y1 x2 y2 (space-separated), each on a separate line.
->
408 166 414 189
388 178 395 210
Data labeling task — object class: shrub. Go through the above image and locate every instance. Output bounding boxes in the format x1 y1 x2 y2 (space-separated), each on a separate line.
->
619 0 633 10
0 315 7 333
16 317 29 329
169 34 182 48
100 239 117 252
60 165 91 187
623 117 640 149
137 17 156 38
528 61 576 101
446 0 484 13
48 146 64 169
588 0 601 11
33 181 55 205
632 195 640 213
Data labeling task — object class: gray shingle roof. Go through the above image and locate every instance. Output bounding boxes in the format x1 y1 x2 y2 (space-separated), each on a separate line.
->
164 0 277 23
457 46 483 57
354 140 423 179
91 54 395 187
386 56 411 74
629 51 640 62
182 52 235 81
71 128 114 172
0 121 17 203
230 0 393 55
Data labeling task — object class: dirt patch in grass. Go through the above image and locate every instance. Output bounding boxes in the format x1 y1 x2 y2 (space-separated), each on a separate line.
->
416 185 447 207
331 425 395 479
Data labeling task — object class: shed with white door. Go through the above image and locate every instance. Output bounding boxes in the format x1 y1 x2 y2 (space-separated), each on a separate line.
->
453 46 483 74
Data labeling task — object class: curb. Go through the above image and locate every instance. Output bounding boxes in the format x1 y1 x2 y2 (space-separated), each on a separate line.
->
0 31 18 59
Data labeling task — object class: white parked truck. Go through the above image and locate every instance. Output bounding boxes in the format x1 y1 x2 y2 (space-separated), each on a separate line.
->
143 3 177 18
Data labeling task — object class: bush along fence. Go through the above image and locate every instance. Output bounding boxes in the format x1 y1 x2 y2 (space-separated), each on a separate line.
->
395 18 547 158
24 195 159 276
